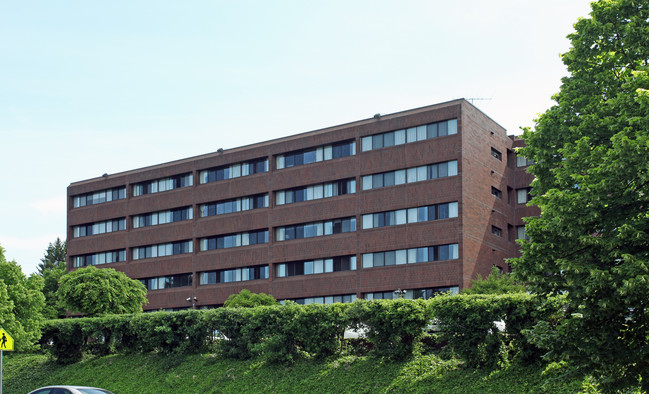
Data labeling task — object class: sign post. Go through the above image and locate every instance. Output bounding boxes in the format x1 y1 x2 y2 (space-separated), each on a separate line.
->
0 328 14 394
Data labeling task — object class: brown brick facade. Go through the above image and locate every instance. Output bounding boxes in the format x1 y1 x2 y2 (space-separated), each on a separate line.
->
67 99 537 311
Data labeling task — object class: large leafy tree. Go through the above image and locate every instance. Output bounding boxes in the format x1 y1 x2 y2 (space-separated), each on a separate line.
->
38 238 67 318
511 0 649 390
461 266 526 295
57 266 148 316
223 289 277 308
0 246 46 350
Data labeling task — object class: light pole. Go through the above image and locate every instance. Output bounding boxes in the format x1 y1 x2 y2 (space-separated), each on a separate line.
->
393 288 406 299
186 296 198 309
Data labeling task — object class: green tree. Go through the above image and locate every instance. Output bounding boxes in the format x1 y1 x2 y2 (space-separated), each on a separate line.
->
223 289 277 308
57 266 148 316
462 266 526 295
511 0 649 390
37 237 66 275
0 246 46 350
38 238 68 318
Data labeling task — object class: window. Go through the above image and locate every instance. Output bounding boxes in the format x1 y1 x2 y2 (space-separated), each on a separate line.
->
362 160 458 191
491 226 502 237
275 217 356 241
361 119 458 152
73 218 126 237
517 226 530 240
199 158 268 184
491 187 502 199
276 178 355 205
200 229 269 251
199 265 269 285
132 240 193 260
516 156 534 167
73 187 126 208
276 255 357 277
516 188 531 204
364 286 459 300
362 202 458 230
491 147 502 161
200 194 268 217
72 250 126 267
141 273 192 290
362 244 459 268
284 294 356 305
133 173 193 196
133 207 193 228
276 140 356 169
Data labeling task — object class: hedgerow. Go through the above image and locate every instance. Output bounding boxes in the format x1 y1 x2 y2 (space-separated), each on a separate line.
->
39 295 563 365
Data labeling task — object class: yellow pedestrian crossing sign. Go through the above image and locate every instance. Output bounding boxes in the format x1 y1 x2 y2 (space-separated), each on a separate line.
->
0 329 13 351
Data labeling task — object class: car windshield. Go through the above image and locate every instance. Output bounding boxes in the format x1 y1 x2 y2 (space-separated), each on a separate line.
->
78 390 113 394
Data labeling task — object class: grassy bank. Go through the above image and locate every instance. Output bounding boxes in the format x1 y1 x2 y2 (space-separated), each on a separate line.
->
4 352 597 393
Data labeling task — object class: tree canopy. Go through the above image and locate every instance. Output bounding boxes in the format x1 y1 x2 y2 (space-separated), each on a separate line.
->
511 0 649 390
0 246 45 350
223 289 277 308
57 266 148 316
38 237 66 275
39 238 67 318
461 266 526 295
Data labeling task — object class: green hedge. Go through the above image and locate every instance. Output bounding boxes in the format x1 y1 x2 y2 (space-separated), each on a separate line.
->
39 295 563 365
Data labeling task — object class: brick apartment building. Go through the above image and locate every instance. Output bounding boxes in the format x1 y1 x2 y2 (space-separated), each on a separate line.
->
66 99 536 311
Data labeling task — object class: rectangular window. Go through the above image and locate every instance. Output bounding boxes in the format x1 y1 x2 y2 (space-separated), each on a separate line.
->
132 173 193 197
72 250 126 267
491 187 502 199
200 194 268 217
517 226 530 240
516 156 534 167
276 217 356 241
73 218 126 238
73 187 126 208
362 160 458 191
361 119 457 152
275 178 355 206
199 158 268 184
491 148 502 161
132 240 193 260
284 294 356 305
133 207 193 228
199 265 268 285
141 273 193 290
363 202 458 229
276 140 355 169
516 188 531 204
276 255 356 278
200 230 268 251
491 226 502 237
363 244 459 268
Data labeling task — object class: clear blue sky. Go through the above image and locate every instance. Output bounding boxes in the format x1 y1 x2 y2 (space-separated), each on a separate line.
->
0 0 592 275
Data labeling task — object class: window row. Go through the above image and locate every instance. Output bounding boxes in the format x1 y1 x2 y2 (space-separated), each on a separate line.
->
362 202 458 229
362 244 459 268
276 178 355 205
133 173 193 196
133 207 193 228
140 273 193 290
73 187 126 208
361 118 458 152
200 194 268 217
199 265 269 285
72 250 126 268
275 217 356 241
132 240 193 260
200 158 268 184
361 160 458 190
364 286 459 300
276 255 357 277
276 140 356 169
200 230 269 251
73 218 126 238
287 294 357 305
